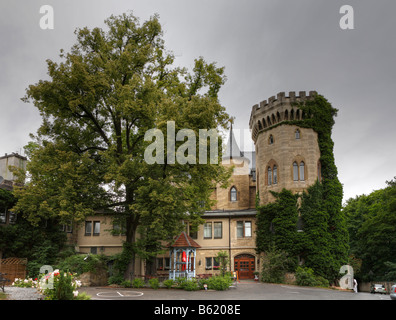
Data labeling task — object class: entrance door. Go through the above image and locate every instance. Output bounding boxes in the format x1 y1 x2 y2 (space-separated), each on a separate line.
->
234 254 255 279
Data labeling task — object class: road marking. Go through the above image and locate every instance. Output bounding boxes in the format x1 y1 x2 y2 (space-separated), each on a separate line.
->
96 291 144 298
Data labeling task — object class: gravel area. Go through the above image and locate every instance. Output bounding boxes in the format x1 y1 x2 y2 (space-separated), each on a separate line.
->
3 286 43 300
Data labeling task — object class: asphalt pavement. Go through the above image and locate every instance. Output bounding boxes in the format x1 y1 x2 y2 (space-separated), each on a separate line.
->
80 280 391 301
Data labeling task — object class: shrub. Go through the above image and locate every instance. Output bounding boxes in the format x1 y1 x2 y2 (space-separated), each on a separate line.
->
56 254 108 275
132 278 145 288
261 247 293 283
121 280 132 288
108 274 124 285
175 277 188 289
205 275 233 291
148 278 159 289
183 279 200 291
295 266 329 287
162 279 174 289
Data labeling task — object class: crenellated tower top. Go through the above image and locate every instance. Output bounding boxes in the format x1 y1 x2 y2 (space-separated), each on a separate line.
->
249 91 317 142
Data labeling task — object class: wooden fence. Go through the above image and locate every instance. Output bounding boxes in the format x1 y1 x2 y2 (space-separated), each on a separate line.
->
0 257 27 283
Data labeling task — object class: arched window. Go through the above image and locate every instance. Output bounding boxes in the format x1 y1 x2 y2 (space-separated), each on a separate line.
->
293 162 299 181
299 162 305 181
295 129 300 139
267 167 272 185
230 187 237 201
284 109 289 120
273 165 277 184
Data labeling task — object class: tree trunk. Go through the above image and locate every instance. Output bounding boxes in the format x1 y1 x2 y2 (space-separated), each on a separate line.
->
145 258 156 276
122 185 139 280
123 202 139 280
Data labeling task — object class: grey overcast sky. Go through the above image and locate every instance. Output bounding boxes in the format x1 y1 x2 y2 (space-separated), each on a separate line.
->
0 0 395 202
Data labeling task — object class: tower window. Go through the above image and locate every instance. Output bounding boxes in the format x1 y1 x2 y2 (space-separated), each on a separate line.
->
299 162 305 181
295 129 300 139
230 186 237 201
266 163 278 186
293 162 299 181
269 135 274 145
293 161 306 181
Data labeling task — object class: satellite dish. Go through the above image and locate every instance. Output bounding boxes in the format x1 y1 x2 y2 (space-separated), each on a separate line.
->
0 176 3 184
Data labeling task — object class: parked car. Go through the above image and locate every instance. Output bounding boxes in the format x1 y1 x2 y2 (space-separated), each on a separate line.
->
390 285 396 300
370 284 387 294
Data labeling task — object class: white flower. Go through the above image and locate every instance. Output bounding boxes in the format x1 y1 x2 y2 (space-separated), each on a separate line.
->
73 291 79 297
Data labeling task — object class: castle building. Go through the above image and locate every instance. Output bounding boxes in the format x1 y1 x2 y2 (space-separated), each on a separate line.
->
67 91 323 280
71 125 259 279
63 90 324 280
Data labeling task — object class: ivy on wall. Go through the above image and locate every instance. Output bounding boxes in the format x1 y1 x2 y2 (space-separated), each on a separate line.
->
256 94 349 282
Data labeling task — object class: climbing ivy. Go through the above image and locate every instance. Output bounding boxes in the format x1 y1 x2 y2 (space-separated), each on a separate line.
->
256 94 349 282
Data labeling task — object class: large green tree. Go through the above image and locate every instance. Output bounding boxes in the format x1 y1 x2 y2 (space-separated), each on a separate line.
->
343 177 396 281
0 188 67 277
13 12 231 278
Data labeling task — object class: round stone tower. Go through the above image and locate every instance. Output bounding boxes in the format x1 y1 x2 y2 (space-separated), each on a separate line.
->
249 91 322 205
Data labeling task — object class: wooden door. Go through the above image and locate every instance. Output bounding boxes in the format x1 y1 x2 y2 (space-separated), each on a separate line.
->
234 254 255 279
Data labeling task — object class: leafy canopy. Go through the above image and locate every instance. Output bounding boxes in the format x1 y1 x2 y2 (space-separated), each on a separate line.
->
14 12 232 268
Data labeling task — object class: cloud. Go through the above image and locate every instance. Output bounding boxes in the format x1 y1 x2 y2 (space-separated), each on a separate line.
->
0 0 395 201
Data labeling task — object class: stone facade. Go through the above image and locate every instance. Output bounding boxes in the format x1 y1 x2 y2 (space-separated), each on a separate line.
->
0 153 27 182
254 124 321 204
249 91 321 204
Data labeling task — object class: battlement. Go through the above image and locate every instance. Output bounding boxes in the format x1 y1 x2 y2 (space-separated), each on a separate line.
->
249 91 317 142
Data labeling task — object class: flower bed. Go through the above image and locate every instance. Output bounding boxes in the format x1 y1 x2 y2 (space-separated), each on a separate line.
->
12 269 90 300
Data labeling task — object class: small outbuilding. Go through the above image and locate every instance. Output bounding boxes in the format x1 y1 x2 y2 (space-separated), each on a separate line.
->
168 231 200 280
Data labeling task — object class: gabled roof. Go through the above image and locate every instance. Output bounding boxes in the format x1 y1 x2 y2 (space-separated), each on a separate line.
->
168 231 201 248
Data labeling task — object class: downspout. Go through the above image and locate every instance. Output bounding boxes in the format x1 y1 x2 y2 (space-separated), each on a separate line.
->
229 214 232 272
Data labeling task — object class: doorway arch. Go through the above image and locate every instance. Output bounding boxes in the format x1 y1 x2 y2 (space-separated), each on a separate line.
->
234 254 255 279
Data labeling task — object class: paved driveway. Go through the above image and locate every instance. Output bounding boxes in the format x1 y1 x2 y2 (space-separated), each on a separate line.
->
80 280 390 301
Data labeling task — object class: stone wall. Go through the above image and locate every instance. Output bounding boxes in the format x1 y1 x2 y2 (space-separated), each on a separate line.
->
255 124 321 205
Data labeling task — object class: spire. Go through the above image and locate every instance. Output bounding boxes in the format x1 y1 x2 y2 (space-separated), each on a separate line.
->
223 123 243 159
